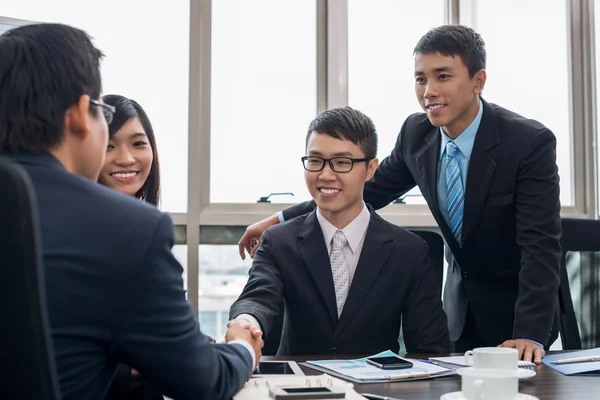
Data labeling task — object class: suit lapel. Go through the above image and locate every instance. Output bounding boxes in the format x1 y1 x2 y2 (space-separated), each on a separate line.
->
415 126 441 218
462 100 500 245
333 210 393 338
297 210 338 326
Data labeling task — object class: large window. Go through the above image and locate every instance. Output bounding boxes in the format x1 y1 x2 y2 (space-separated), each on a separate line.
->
348 0 445 161
347 1 445 205
2 1 190 213
210 0 317 204
471 0 572 206
198 245 251 339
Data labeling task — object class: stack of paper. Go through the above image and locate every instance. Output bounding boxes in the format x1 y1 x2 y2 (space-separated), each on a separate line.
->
301 350 455 384
542 348 600 376
234 373 366 400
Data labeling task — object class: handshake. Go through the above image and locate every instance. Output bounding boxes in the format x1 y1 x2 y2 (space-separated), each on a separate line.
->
221 318 264 370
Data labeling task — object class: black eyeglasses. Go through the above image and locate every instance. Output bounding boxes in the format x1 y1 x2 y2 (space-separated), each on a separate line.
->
301 156 371 173
90 99 116 124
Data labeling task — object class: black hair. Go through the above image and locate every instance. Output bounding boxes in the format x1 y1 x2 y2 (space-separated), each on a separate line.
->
102 94 161 207
0 23 104 153
414 25 486 77
306 106 377 159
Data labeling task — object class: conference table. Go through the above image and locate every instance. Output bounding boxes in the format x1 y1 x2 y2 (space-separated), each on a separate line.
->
262 352 599 400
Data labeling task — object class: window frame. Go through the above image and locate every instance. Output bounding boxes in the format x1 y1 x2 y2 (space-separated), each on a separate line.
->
3 0 596 321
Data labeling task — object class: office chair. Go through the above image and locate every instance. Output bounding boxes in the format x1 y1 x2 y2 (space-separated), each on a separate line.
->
0 157 62 399
559 218 600 350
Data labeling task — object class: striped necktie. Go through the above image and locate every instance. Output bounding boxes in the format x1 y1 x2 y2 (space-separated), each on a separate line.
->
331 230 349 318
446 141 464 246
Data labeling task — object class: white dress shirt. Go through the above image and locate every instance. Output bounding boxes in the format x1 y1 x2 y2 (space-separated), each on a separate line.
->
237 203 371 332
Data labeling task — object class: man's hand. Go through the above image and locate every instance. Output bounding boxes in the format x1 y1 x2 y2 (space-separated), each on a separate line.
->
238 215 279 260
225 319 264 370
498 339 545 365
236 318 263 339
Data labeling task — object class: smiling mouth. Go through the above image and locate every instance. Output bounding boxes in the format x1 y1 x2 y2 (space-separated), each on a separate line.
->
319 187 340 195
427 104 447 110
110 172 139 180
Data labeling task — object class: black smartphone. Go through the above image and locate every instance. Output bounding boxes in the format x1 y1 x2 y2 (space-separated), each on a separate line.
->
269 386 345 399
365 355 413 370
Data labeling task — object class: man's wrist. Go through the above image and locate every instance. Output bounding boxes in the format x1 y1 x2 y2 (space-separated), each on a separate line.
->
516 338 544 349
276 211 285 223
228 339 256 368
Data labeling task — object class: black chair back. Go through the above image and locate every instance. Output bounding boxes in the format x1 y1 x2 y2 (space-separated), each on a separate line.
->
0 158 61 399
559 218 600 349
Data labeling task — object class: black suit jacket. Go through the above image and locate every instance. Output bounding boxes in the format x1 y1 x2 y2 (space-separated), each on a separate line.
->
283 100 562 347
230 207 451 355
6 153 252 400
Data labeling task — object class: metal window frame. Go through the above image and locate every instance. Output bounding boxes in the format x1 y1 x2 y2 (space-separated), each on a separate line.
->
5 0 592 319
185 0 599 318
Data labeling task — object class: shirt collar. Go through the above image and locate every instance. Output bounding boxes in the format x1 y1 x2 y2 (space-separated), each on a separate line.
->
439 99 483 161
316 202 371 254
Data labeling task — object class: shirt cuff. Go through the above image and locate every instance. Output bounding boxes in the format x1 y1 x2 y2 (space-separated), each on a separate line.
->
228 339 256 369
236 314 263 332
277 211 285 223
517 338 544 349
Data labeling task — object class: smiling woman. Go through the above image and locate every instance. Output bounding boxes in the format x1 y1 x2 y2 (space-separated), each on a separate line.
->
99 94 161 206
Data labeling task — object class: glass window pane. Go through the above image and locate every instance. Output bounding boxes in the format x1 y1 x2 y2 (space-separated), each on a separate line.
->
172 245 188 290
198 311 217 340
348 0 445 204
596 0 600 212
2 1 190 212
199 245 251 340
473 0 572 206
210 0 317 204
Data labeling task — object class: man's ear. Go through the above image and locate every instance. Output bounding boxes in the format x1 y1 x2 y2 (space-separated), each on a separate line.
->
366 158 379 181
64 95 92 140
473 69 487 95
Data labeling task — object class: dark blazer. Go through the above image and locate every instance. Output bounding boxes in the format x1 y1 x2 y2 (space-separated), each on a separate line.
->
283 100 562 347
5 153 252 400
230 207 451 355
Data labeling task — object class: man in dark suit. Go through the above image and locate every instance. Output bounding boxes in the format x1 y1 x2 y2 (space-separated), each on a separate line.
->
238 25 561 364
230 107 451 355
0 23 262 400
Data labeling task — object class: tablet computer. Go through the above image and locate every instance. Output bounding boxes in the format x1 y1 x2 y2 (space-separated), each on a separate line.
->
252 361 304 377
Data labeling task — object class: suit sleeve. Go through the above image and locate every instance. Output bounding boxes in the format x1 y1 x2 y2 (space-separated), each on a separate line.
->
513 129 562 346
283 117 418 220
229 229 285 343
402 241 452 353
113 213 253 400
363 117 418 209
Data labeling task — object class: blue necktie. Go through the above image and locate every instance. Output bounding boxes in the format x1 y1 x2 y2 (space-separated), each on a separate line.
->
446 141 464 246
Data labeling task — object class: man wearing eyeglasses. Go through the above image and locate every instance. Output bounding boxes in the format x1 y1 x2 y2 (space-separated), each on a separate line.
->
229 106 451 355
0 23 261 400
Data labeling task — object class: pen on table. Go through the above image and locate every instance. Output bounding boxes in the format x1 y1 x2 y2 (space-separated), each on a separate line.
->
419 359 439 365
359 393 403 400
385 371 430 380
550 356 600 364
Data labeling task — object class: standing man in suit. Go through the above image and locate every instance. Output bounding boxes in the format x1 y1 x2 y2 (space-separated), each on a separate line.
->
238 25 561 364
0 23 262 400
230 107 451 355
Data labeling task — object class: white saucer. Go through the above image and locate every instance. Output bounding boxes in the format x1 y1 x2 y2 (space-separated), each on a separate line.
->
441 391 539 400
456 367 536 380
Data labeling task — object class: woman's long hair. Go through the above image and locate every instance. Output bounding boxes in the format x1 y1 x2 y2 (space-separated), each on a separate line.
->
102 94 160 206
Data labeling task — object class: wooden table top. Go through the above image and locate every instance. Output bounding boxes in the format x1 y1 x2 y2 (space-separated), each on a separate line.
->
262 353 600 400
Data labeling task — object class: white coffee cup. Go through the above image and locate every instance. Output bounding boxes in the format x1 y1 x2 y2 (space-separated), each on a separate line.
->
464 347 518 371
461 368 519 400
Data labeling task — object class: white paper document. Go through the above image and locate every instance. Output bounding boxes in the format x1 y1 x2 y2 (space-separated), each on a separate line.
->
303 350 454 383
